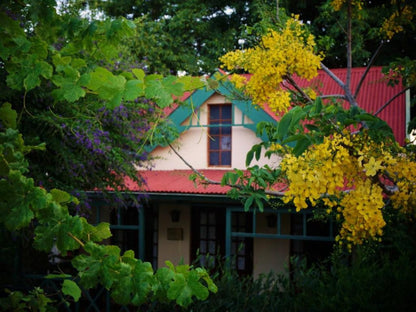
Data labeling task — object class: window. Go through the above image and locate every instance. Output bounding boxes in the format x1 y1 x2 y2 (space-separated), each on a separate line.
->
290 213 332 264
208 104 232 166
191 206 253 276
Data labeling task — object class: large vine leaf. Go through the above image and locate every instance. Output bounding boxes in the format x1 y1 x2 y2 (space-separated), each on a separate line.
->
0 102 17 129
167 269 209 307
145 75 185 108
85 67 126 108
62 279 81 302
33 212 85 255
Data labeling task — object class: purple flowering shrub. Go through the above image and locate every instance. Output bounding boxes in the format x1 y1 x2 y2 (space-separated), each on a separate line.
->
24 98 163 214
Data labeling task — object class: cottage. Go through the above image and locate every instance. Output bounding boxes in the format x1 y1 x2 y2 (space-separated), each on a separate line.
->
89 66 409 277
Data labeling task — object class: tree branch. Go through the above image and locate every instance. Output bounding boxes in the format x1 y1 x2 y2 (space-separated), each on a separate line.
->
285 74 314 104
346 0 352 91
168 142 221 185
167 142 285 196
320 62 345 89
374 86 410 116
319 94 347 100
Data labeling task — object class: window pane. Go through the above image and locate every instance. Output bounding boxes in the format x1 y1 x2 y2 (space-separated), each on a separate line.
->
200 212 207 225
208 226 216 239
222 105 232 120
209 106 220 121
208 212 216 224
221 151 231 165
222 126 231 135
209 137 219 150
237 256 245 270
209 152 219 165
200 226 207 238
209 241 216 254
209 126 220 135
200 241 206 253
221 136 231 150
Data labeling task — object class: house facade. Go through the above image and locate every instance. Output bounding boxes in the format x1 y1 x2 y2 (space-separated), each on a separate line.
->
90 67 409 277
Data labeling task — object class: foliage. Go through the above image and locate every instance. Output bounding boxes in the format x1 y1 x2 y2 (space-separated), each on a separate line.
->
310 0 416 68
220 1 416 250
0 0 214 308
134 216 416 312
82 0 280 75
0 287 56 312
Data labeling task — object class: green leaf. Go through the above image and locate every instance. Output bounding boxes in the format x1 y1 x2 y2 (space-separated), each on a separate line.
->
0 102 17 129
124 79 145 101
132 68 145 80
293 136 311 156
52 54 72 67
277 113 292 141
254 197 264 212
246 149 254 167
283 134 306 144
305 124 320 132
176 76 204 91
34 213 84 254
45 274 72 279
37 61 53 79
289 107 307 130
145 76 185 108
86 221 112 242
314 97 323 114
168 270 209 307
244 196 254 211
85 67 126 105
50 188 71 204
23 73 41 91
130 260 154 305
62 280 81 302
12 36 31 52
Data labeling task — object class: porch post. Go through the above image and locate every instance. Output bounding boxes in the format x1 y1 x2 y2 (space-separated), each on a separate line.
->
139 206 145 259
225 207 231 269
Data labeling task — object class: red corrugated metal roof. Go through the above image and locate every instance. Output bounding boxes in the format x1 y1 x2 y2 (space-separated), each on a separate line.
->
292 66 406 145
126 170 232 194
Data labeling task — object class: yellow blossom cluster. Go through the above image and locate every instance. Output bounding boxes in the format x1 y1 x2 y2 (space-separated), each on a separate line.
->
281 133 357 211
381 4 414 39
220 16 322 113
280 133 410 245
390 156 416 215
339 180 385 246
331 0 363 11
229 74 248 90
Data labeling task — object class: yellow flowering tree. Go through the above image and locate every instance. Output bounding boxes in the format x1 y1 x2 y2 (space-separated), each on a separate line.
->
220 0 416 249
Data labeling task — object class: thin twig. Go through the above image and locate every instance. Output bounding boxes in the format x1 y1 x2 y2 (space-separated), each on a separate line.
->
168 142 221 185
346 0 352 91
354 41 384 98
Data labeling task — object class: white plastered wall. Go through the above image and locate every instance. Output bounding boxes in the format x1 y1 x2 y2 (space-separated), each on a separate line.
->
253 213 291 278
157 203 191 268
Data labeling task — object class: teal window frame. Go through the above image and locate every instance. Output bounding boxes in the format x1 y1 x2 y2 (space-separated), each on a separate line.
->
225 207 335 267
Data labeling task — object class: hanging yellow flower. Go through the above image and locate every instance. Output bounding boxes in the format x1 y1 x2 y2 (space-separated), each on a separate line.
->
220 16 323 114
